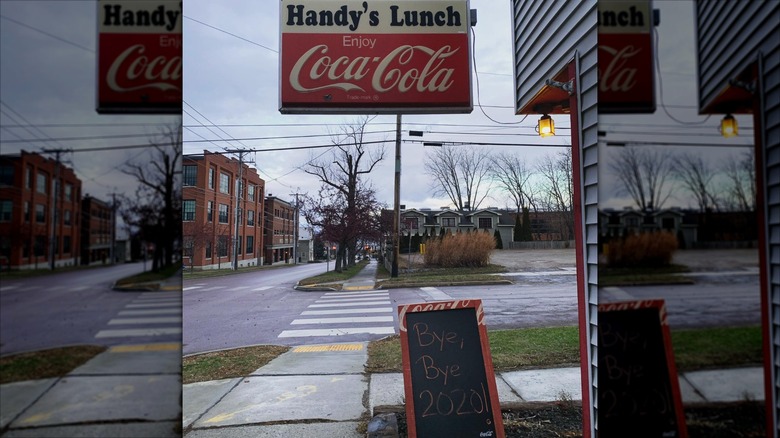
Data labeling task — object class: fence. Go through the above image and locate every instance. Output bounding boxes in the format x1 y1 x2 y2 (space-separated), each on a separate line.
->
509 240 575 250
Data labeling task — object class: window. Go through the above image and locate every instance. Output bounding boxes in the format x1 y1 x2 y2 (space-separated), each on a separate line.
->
442 217 456 227
248 185 255 201
207 201 213 222
247 210 255 226
218 204 229 223
36 204 45 223
34 235 46 256
183 165 197 186
0 200 11 222
218 235 229 257
0 165 13 186
64 210 71 225
24 202 29 222
183 200 196 221
63 236 71 254
246 236 254 254
26 166 32 189
237 235 242 254
64 183 72 201
478 217 492 229
36 172 47 195
403 217 418 230
205 241 212 258
219 172 230 194
208 167 215 189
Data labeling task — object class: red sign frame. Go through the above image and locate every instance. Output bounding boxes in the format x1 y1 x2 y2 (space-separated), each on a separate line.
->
96 1 182 114
279 0 472 114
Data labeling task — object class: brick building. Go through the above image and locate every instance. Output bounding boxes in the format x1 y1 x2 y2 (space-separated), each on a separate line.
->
80 195 113 265
263 196 296 264
0 151 82 269
182 151 265 269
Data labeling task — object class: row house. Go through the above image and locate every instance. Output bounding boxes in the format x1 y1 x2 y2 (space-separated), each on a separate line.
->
0 151 82 269
182 151 265 269
264 196 296 264
81 196 113 265
399 207 515 248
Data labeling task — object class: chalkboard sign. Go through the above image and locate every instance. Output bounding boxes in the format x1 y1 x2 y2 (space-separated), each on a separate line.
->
398 300 504 438
598 300 688 438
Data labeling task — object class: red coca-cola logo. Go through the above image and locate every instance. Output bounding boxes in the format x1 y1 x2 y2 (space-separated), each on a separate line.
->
107 43 181 93
280 33 471 111
598 33 655 113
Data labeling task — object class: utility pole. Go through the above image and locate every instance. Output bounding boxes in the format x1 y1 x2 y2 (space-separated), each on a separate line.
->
225 149 252 271
110 192 117 264
391 114 402 277
43 149 68 270
289 191 302 264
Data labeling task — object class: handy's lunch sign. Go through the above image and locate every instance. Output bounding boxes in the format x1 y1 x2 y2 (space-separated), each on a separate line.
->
96 1 182 114
279 0 473 114
598 0 655 113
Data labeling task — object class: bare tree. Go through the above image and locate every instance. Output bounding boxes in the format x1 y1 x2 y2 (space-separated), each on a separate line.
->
120 125 181 271
425 146 492 211
182 221 213 271
722 149 756 211
303 117 385 272
672 153 719 212
609 147 674 211
489 152 538 213
536 149 574 239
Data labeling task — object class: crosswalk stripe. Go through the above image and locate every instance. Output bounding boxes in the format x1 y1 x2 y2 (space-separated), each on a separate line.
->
291 316 394 324
315 297 389 303
253 286 273 291
301 308 392 315
95 328 182 338
0 285 20 291
199 286 227 291
119 309 180 316
277 327 395 338
318 293 389 299
125 303 180 308
108 317 182 325
308 301 390 308
232 286 251 290
323 290 387 296
183 286 202 291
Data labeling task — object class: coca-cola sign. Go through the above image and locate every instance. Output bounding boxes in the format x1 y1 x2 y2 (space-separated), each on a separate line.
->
96 1 182 114
598 0 655 113
280 1 472 114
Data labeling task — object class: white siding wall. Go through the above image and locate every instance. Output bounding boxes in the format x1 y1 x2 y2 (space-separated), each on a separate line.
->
511 1 598 435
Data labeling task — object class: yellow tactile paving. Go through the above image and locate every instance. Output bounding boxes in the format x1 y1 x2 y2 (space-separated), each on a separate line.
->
341 285 374 291
109 343 181 353
292 344 364 353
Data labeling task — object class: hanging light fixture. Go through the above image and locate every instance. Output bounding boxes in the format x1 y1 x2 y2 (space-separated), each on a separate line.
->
720 114 738 138
538 114 555 137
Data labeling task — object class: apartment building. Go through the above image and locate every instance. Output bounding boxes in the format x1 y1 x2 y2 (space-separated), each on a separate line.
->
263 196 296 264
80 195 114 265
0 150 82 269
182 151 265 269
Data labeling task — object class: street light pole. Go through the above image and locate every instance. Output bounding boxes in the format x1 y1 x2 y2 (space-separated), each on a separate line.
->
392 114 402 278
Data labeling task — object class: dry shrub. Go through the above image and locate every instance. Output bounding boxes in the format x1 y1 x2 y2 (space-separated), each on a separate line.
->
424 231 495 268
607 231 678 267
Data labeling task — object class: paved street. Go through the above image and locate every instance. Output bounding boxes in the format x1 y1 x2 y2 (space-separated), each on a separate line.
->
1 263 181 355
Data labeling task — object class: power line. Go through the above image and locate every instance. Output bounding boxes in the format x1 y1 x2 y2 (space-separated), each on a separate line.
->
0 14 95 53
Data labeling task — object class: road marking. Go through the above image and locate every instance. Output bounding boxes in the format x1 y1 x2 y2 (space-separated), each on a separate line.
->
278 327 395 338
293 344 363 352
110 343 180 352
119 309 180 316
301 308 392 315
602 287 635 300
109 317 182 325
291 316 394 325
125 303 180 308
95 327 182 338
315 296 389 303
69 286 89 291
319 292 389 299
231 286 251 291
323 290 386 296
0 285 20 291
253 286 273 291
183 286 203 291
308 300 390 308
199 286 227 291
420 287 452 301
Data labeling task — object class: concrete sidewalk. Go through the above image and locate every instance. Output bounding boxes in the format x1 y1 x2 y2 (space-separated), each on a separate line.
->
1 343 182 437
182 341 764 437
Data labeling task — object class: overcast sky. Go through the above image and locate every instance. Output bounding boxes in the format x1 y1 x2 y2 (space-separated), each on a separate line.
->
182 0 573 213
0 0 180 237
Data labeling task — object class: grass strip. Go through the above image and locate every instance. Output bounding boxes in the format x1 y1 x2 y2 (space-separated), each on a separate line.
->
671 325 762 371
115 262 182 285
0 345 107 384
296 260 369 286
599 264 692 287
366 327 581 373
183 345 289 384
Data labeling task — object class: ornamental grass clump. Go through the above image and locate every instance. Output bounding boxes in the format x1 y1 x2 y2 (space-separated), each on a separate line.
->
424 231 495 268
607 231 678 267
